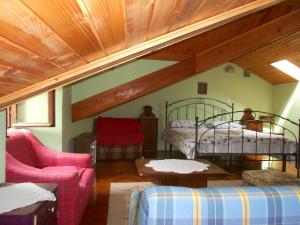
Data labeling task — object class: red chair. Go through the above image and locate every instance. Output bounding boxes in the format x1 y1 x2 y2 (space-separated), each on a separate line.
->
6 129 95 225
96 117 144 159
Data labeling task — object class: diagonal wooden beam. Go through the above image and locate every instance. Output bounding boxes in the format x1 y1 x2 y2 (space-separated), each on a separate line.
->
72 57 195 121
0 0 285 109
72 7 300 121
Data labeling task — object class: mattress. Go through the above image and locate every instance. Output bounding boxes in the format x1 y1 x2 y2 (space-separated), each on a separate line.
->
161 127 297 159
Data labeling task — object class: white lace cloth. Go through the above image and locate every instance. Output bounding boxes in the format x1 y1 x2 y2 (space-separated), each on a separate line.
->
0 183 56 214
145 159 209 174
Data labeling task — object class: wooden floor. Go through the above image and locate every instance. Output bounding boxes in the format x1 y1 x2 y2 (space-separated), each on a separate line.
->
79 151 298 225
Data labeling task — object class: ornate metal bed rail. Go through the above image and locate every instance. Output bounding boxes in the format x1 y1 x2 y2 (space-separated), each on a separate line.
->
164 98 299 177
165 97 234 127
194 111 300 177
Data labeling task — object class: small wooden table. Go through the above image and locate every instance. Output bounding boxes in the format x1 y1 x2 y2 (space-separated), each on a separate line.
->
135 159 227 188
0 183 58 225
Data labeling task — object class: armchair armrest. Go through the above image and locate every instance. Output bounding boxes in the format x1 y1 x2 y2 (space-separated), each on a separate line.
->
53 152 92 168
6 162 80 190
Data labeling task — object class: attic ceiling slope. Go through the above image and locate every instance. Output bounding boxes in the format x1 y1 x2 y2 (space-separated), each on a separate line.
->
72 5 300 121
0 0 285 109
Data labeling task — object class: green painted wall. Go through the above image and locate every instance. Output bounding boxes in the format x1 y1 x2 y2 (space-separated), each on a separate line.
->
99 63 273 149
273 82 300 135
72 59 175 103
16 59 300 153
0 110 6 183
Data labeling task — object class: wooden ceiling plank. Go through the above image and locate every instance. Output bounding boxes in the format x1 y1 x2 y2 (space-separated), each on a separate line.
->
195 8 300 79
144 3 298 61
0 64 43 85
0 37 60 77
72 57 195 121
124 0 156 46
169 0 224 31
0 0 84 69
232 30 300 84
21 0 105 62
0 0 286 109
147 0 179 39
80 0 126 54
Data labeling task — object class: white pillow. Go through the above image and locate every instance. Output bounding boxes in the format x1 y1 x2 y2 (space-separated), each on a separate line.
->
168 120 196 128
205 121 244 129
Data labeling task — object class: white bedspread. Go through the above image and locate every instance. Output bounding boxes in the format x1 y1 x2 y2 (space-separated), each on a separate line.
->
0 183 56 214
162 127 297 159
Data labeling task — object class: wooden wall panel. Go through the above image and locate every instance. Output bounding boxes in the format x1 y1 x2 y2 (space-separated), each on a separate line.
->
124 0 156 46
80 0 126 54
0 0 83 69
21 0 103 63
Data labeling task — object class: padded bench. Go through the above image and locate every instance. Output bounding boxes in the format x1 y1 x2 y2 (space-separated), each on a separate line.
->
95 117 144 160
242 170 300 186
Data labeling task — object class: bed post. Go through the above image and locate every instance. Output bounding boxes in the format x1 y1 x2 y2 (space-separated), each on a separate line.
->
164 101 168 157
195 117 199 159
298 119 300 178
231 103 234 122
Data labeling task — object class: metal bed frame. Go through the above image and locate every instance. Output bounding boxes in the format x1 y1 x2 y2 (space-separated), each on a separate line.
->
164 97 300 177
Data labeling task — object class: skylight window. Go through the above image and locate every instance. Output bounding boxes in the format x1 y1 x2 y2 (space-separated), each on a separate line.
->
271 60 300 81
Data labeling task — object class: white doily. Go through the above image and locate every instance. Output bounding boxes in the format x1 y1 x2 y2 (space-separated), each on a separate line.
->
145 159 209 174
0 183 56 214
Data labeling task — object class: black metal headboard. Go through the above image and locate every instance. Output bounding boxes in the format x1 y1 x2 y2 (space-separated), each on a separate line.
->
165 97 234 127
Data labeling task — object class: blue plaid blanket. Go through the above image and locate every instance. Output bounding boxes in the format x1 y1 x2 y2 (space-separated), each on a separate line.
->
129 185 300 225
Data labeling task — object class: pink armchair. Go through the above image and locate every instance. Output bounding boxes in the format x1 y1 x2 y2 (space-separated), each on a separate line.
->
6 129 95 225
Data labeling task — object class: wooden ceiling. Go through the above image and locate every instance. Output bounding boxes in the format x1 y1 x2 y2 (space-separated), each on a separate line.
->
0 0 296 109
232 30 300 84
146 2 300 84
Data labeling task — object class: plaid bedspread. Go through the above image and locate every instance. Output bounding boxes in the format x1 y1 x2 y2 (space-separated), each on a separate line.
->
129 185 300 225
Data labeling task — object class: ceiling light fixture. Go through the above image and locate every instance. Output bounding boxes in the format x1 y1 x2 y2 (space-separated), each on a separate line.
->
271 60 300 81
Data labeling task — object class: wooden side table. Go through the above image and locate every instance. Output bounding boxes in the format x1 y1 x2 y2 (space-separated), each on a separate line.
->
140 117 158 158
0 183 58 225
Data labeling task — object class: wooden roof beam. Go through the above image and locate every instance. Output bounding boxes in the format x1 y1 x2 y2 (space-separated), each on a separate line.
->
72 57 195 121
0 0 284 109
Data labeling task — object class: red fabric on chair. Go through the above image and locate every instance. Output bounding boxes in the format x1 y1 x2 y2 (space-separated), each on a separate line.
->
6 129 95 225
96 117 144 145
